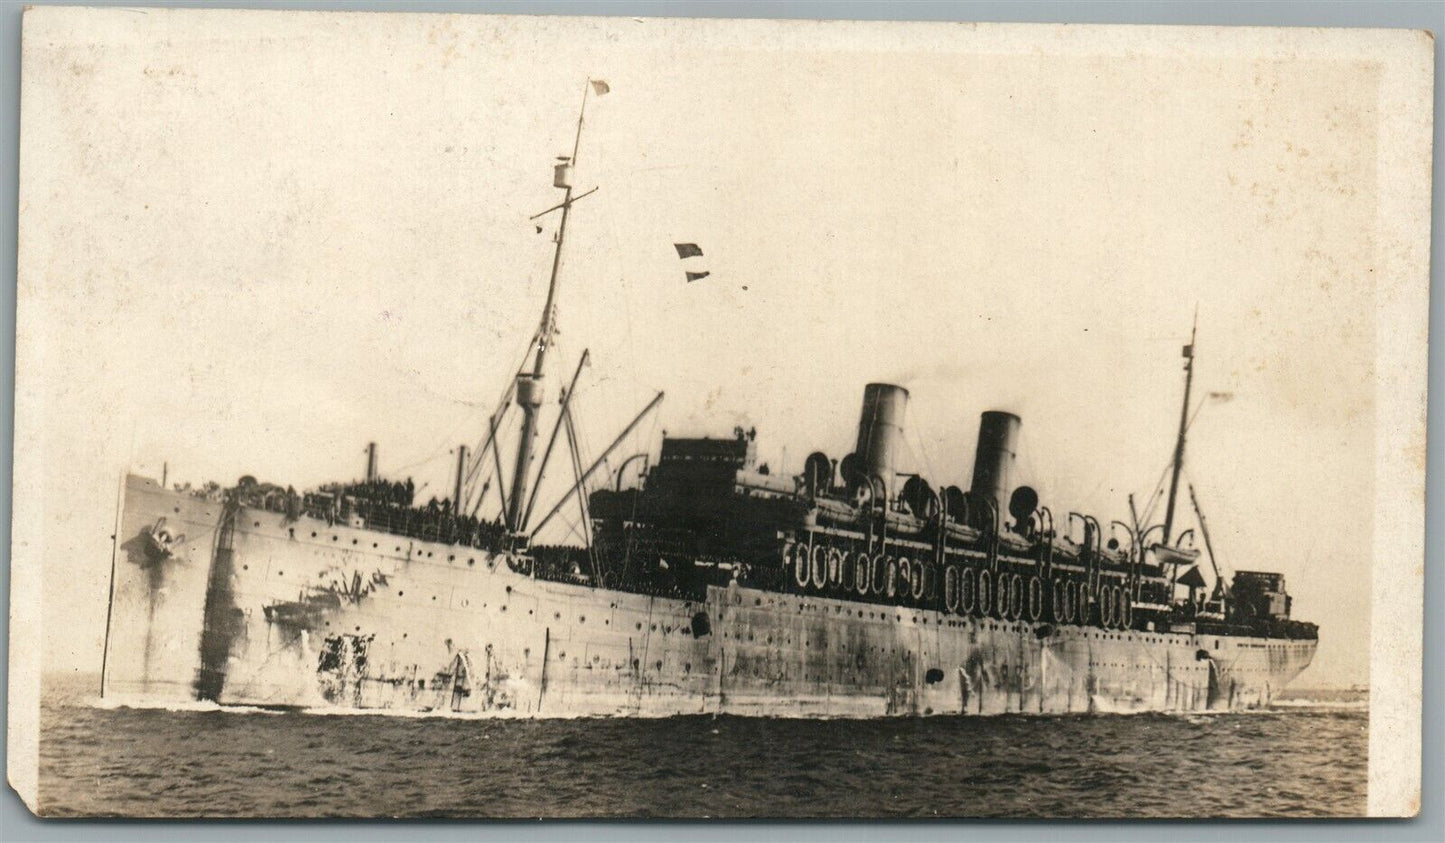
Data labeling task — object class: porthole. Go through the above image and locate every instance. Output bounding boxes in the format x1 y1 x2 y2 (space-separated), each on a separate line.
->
311 532 318 538
253 521 260 528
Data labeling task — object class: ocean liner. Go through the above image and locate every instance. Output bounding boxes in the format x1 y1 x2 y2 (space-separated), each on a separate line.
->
100 82 1317 717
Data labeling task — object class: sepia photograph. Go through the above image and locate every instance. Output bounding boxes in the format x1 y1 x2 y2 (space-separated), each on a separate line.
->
6 6 1431 820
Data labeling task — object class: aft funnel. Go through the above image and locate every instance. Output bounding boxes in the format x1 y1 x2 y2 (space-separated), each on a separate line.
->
970 411 1021 521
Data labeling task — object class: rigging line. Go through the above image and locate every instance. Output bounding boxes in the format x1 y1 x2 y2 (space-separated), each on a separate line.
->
474 413 511 521
463 325 541 486
388 444 460 477
465 410 511 517
463 421 506 515
605 157 648 433
1138 453 1177 529
901 425 936 491
467 327 535 475
1017 423 1038 493
552 508 588 547
521 349 590 531
462 479 487 524
1185 395 1209 435
562 404 597 578
637 408 662 479
530 391 665 538
383 394 492 480
463 399 512 486
1182 466 1231 585
1139 399 1215 529
1015 424 1062 510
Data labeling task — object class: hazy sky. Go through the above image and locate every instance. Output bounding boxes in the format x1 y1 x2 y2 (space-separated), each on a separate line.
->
20 10 1392 687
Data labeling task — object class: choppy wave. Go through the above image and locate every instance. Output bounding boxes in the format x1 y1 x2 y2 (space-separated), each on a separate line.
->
38 688 1369 819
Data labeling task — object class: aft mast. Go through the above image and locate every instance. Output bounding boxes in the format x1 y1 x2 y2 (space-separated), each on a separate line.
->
1161 312 1197 546
505 80 604 536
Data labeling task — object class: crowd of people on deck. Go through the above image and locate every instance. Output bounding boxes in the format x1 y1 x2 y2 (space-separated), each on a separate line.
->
214 475 511 551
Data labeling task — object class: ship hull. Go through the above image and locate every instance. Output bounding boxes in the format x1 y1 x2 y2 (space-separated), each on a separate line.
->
103 475 1316 717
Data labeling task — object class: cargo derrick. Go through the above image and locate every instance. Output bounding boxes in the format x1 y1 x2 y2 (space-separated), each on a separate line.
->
587 379 1315 642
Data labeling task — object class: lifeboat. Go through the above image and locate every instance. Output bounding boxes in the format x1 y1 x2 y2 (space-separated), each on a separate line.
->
1147 543 1201 568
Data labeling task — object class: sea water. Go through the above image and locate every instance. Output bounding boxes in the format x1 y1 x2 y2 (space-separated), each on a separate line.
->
35 674 1367 818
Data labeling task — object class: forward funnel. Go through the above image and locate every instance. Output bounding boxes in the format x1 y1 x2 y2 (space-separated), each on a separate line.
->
852 383 909 498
